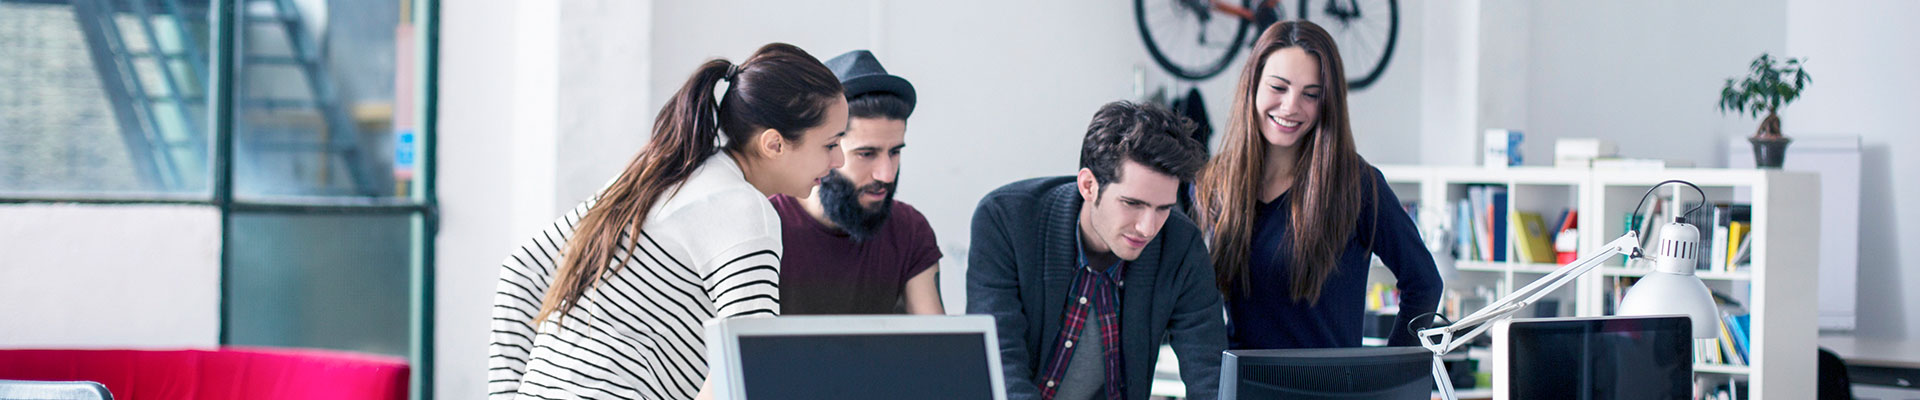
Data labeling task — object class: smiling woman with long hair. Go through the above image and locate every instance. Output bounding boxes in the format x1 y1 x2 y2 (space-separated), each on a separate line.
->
488 43 848 399
1194 21 1442 350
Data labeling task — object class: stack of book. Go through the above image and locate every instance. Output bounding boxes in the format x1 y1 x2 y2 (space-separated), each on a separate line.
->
1696 312 1753 366
1450 185 1576 264
1453 185 1508 262
1706 204 1756 272
1623 198 1754 272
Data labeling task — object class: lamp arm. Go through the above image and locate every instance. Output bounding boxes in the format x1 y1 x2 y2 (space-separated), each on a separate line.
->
1420 233 1641 353
1418 232 1643 400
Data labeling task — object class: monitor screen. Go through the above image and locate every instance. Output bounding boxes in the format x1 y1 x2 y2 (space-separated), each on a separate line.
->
1506 316 1692 400
1221 346 1432 400
737 332 996 400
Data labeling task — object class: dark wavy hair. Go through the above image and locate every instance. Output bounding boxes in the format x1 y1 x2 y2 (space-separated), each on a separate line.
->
1078 101 1208 199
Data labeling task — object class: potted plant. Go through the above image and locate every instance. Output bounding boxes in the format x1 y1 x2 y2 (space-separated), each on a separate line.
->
1719 53 1811 168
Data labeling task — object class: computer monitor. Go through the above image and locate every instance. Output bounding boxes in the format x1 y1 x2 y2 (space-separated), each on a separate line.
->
1492 315 1693 400
705 315 1007 400
1219 346 1432 400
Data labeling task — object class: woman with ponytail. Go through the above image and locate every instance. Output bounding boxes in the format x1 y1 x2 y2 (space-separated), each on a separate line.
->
1194 21 1441 350
489 43 848 399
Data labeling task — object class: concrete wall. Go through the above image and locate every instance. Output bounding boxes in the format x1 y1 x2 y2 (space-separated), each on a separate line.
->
0 204 221 348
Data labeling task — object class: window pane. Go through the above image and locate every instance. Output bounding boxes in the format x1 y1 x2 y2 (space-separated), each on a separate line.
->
233 0 420 199
225 211 417 357
0 0 212 195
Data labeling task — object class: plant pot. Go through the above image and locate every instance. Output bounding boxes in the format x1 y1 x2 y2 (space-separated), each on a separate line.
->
1749 137 1792 168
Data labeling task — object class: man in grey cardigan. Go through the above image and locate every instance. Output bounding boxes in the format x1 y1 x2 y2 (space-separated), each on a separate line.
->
968 101 1226 400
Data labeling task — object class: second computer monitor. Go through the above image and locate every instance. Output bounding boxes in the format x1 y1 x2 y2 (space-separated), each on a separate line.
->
1492 315 1693 400
1220 346 1432 400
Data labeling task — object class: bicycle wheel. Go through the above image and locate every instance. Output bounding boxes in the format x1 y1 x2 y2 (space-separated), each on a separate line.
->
1136 0 1255 81
1296 0 1398 90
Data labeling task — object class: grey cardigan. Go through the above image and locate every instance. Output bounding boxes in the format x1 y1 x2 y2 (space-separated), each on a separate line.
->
967 176 1227 400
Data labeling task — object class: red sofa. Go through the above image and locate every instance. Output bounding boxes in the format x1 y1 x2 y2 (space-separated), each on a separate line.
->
0 347 407 400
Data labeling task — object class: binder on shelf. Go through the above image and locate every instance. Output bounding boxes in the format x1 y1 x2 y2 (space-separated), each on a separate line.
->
1512 212 1555 264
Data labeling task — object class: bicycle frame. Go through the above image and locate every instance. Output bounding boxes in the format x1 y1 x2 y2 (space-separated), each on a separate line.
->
1209 0 1281 21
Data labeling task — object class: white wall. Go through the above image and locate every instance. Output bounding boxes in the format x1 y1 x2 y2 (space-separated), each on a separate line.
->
1783 0 1919 340
437 1 660 399
435 0 517 398
644 0 1429 282
0 204 221 348
1515 0 1787 167
1493 0 1919 340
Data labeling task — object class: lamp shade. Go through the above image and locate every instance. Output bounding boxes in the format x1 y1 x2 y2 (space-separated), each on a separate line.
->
1617 222 1721 339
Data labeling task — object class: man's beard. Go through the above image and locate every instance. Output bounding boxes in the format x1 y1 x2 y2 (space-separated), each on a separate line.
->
818 170 897 242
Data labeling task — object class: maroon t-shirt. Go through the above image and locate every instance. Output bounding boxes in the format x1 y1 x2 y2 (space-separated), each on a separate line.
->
770 194 943 315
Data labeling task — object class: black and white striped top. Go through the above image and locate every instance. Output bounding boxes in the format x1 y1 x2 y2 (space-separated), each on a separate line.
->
489 155 783 400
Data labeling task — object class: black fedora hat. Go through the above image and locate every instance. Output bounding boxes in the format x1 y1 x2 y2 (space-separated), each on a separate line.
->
824 50 916 114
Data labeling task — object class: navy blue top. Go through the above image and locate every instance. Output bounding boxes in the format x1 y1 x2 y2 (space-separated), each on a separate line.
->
1227 167 1443 349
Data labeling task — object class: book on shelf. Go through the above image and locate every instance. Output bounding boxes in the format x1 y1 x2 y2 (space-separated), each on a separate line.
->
1553 209 1578 264
1489 187 1508 262
1727 221 1751 271
1512 212 1556 264
1703 204 1754 272
1454 198 1477 261
1717 316 1744 365
1455 185 1510 262
1728 314 1751 359
1464 185 1509 262
1685 202 1715 271
1731 233 1754 268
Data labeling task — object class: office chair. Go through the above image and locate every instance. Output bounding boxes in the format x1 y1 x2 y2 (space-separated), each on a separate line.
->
0 380 113 400
1819 347 1855 400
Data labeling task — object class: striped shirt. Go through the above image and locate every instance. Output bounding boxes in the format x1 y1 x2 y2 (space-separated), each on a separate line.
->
489 154 783 400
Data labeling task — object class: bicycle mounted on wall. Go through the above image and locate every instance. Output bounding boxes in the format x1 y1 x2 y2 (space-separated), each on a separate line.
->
1134 0 1398 90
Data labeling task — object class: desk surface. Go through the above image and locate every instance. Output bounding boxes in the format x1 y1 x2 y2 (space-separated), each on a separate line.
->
1820 335 1920 369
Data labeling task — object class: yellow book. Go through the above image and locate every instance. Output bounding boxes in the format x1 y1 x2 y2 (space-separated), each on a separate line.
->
1366 284 1383 311
1512 212 1556 264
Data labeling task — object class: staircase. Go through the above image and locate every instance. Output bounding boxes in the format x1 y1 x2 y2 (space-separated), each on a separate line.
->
71 0 378 195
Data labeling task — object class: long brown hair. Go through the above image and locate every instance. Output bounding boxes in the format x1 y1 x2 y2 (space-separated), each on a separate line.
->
1195 21 1374 303
534 43 843 326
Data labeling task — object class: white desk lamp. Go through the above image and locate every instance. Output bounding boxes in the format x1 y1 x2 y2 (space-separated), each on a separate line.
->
1418 180 1721 400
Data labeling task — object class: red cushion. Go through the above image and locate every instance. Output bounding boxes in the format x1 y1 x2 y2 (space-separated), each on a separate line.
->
0 347 407 400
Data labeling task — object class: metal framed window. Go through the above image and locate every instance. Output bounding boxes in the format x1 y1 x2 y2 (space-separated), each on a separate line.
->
1 0 438 398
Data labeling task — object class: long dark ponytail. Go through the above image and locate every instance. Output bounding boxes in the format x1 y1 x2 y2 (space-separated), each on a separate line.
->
535 43 843 326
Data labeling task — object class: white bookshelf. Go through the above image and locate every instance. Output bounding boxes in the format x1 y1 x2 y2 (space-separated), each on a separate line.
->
1374 165 1819 400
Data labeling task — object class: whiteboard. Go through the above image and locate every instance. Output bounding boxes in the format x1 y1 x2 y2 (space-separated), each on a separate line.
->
1728 135 1860 331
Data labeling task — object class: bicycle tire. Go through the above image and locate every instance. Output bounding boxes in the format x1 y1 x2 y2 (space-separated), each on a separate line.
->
1297 0 1397 90
1136 0 1255 81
